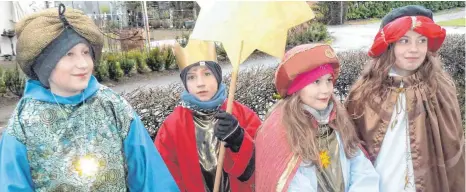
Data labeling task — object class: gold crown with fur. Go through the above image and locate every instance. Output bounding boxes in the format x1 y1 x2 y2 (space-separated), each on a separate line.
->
173 39 217 70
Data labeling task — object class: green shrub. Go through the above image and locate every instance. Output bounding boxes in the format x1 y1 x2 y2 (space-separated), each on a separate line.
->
163 46 176 70
0 67 6 94
108 61 124 81
127 50 150 73
94 60 110 82
146 47 163 71
4 65 25 97
102 53 124 81
287 22 329 48
346 1 465 20
311 2 329 23
120 58 137 76
145 46 176 71
103 52 122 63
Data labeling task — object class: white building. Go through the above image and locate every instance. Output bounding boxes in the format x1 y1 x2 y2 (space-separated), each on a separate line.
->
0 1 127 61
58 1 128 26
0 1 51 60
0 1 16 58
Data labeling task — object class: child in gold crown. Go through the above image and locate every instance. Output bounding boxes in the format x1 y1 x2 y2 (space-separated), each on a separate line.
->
154 40 260 192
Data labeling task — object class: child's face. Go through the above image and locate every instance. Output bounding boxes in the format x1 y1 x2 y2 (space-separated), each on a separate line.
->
299 74 333 110
393 30 428 76
186 65 218 101
49 43 94 97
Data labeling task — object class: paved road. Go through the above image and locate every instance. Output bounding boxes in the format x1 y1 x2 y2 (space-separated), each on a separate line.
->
327 8 466 52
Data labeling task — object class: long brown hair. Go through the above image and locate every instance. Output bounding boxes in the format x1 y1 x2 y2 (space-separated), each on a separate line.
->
348 46 444 107
265 94 360 165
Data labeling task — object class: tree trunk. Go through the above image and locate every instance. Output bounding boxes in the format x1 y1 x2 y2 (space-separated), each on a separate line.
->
327 1 347 25
340 1 343 24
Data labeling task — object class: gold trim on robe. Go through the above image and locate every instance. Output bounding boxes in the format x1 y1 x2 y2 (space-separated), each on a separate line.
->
193 110 231 192
346 72 465 192
276 155 300 192
316 128 344 192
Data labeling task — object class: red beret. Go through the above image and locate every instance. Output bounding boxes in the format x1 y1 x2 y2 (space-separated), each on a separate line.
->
274 43 340 97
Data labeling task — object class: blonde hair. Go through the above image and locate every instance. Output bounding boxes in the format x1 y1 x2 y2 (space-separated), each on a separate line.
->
265 93 360 165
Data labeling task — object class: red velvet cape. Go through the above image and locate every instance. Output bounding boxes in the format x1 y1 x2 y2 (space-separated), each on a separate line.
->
155 101 261 192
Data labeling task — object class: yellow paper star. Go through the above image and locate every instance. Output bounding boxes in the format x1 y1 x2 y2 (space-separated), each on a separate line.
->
319 150 331 169
191 1 315 67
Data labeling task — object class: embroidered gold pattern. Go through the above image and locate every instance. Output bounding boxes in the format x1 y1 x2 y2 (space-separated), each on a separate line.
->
324 49 336 58
415 21 422 28
410 16 422 30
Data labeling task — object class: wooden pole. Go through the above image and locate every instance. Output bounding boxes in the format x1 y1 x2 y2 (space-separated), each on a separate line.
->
143 0 151 51
213 41 243 192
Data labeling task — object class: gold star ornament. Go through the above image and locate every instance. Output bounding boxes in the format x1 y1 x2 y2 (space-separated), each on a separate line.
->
319 150 331 169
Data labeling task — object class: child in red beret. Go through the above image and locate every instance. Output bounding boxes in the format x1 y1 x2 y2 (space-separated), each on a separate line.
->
256 43 379 191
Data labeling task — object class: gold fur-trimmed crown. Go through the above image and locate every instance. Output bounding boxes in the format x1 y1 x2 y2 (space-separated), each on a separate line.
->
173 39 217 70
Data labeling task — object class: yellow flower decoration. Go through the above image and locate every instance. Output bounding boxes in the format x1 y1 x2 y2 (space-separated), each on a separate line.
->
319 150 331 169
272 93 283 100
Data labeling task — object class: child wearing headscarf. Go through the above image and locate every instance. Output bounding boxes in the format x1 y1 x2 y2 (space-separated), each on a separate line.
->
0 5 178 191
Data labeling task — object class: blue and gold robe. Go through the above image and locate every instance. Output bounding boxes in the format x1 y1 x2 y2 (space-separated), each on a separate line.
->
0 76 179 192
